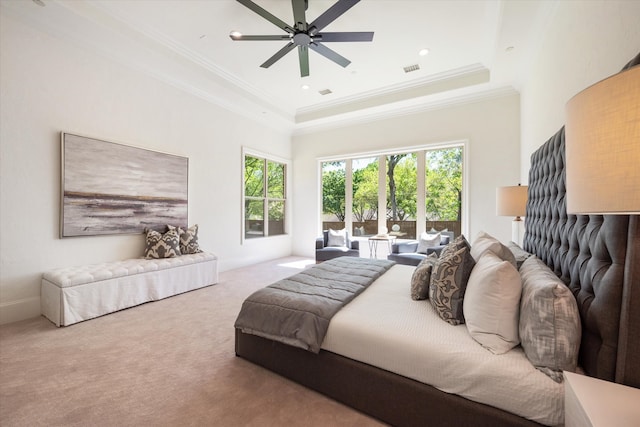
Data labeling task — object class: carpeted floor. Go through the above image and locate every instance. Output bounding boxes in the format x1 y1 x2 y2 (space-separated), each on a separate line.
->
0 256 385 427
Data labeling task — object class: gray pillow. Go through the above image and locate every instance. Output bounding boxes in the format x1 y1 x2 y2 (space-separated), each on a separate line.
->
429 244 475 325
519 256 581 382
144 228 181 259
410 253 439 300
439 234 471 259
506 241 533 270
169 224 203 254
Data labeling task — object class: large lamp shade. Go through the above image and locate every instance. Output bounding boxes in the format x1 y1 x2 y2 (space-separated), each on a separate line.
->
496 185 528 218
565 66 640 214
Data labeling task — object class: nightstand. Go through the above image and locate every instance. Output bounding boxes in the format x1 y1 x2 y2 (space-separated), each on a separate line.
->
564 371 640 427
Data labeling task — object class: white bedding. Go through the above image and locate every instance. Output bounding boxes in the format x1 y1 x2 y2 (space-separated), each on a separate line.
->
321 264 563 426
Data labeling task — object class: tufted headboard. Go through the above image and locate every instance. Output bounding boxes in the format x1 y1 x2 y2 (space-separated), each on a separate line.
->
523 129 640 387
522 48 640 388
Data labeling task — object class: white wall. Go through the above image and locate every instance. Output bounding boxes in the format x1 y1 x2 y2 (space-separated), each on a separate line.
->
291 94 521 258
520 0 640 180
0 14 292 324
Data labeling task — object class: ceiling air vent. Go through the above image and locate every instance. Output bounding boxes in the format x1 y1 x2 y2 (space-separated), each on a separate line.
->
403 64 420 73
318 89 333 96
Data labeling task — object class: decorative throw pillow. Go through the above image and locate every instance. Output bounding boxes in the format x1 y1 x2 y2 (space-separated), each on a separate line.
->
327 228 347 247
410 253 439 300
144 228 181 259
470 231 517 268
168 224 203 254
506 241 533 270
519 256 581 383
463 252 522 354
439 234 471 259
429 244 476 325
416 232 441 254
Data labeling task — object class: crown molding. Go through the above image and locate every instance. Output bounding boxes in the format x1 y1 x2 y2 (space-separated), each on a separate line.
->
292 85 518 136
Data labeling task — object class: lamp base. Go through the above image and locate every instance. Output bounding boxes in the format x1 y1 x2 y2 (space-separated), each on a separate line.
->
512 217 525 246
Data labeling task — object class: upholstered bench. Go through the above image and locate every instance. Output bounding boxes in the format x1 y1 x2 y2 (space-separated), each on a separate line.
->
41 252 218 326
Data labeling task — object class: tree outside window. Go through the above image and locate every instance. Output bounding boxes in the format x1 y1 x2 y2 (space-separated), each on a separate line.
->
244 155 286 239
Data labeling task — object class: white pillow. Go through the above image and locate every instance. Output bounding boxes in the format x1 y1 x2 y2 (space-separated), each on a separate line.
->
470 231 517 268
417 232 440 253
463 251 522 354
327 229 347 247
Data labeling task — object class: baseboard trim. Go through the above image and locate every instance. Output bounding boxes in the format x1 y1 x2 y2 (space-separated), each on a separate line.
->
0 296 41 325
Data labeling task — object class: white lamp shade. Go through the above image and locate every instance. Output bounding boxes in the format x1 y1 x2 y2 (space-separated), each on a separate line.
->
496 185 528 217
565 66 640 214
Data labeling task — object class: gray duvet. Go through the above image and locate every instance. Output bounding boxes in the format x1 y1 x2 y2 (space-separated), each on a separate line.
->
234 257 395 353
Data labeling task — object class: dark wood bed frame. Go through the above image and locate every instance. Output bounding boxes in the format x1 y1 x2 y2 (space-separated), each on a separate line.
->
236 58 640 426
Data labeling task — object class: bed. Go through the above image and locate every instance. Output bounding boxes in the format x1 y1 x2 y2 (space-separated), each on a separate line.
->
234 67 640 426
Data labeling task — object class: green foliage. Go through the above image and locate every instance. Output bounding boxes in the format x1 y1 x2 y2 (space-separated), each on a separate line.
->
267 161 284 199
352 160 378 221
244 156 264 198
322 162 346 221
321 147 462 223
387 154 417 220
245 156 287 229
425 147 462 221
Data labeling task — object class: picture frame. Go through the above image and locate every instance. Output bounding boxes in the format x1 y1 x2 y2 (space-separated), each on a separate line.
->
60 133 188 237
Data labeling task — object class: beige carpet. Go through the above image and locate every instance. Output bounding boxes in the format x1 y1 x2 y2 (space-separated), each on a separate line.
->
0 256 385 427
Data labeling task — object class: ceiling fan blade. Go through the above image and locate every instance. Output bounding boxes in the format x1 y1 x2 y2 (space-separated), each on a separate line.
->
309 42 351 68
230 34 292 41
260 42 296 68
316 32 374 42
309 0 360 35
298 45 310 77
291 0 308 31
236 0 294 33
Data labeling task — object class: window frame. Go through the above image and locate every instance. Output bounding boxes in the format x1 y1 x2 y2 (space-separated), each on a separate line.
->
317 141 468 238
242 147 290 243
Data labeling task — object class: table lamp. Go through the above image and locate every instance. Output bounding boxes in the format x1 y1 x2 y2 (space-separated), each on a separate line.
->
496 184 528 245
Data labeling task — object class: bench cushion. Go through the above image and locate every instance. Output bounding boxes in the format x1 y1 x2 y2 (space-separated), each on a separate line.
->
43 252 216 288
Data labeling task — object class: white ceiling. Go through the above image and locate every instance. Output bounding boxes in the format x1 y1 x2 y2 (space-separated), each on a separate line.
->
2 0 556 133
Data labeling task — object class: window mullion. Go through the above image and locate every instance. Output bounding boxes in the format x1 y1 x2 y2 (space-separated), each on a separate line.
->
417 150 426 236
263 158 269 237
378 155 387 235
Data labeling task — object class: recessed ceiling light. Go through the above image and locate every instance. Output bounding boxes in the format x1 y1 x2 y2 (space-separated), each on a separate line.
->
199 34 207 39
418 48 430 56
301 84 310 90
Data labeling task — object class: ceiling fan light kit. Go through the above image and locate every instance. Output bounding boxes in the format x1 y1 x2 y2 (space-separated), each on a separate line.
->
230 0 374 77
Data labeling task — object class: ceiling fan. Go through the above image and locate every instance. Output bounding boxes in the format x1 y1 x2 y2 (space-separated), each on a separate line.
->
230 0 374 77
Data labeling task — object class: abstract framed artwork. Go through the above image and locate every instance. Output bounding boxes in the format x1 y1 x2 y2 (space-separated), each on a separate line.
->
61 133 188 237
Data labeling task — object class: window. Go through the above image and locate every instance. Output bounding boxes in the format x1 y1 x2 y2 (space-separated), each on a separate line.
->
320 144 465 239
244 152 287 239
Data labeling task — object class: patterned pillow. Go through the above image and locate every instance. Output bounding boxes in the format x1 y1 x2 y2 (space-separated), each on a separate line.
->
519 256 581 382
410 253 439 300
429 244 476 325
470 231 517 268
144 228 181 259
168 224 203 254
439 234 471 259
